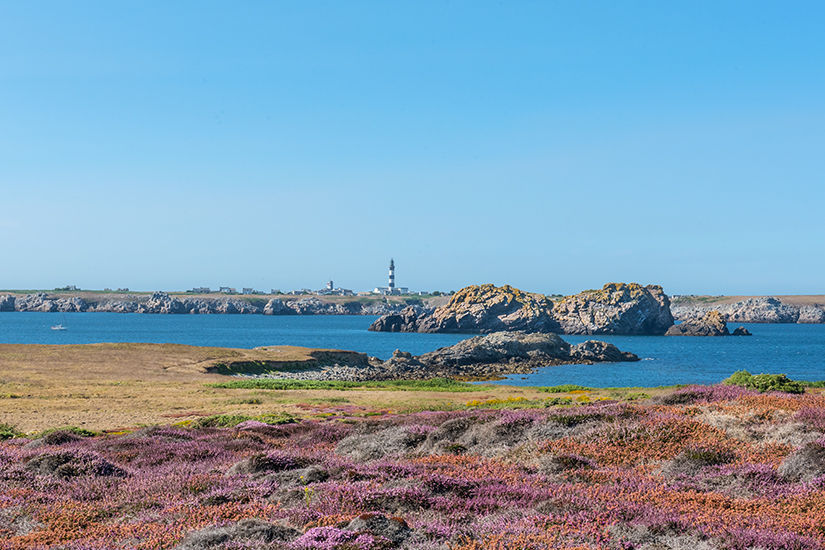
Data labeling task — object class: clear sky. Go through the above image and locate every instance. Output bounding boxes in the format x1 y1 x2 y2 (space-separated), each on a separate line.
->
2 1 823 296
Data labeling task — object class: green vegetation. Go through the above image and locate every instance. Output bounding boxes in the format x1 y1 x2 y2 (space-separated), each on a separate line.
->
191 412 295 429
683 447 735 465
723 370 806 394
206 377 483 392
536 384 594 393
802 380 825 388
35 425 99 438
625 392 651 401
0 422 24 440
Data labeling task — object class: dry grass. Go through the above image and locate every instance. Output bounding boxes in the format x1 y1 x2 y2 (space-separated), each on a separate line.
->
0 343 601 433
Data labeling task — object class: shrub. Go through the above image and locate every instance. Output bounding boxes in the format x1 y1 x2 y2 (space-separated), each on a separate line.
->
36 425 98 439
0 422 24 440
537 384 594 393
724 370 805 394
626 392 651 401
192 413 295 429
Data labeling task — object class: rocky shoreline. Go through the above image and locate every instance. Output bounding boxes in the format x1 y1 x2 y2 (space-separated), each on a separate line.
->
4 289 824 327
0 292 405 316
241 331 639 381
672 296 825 324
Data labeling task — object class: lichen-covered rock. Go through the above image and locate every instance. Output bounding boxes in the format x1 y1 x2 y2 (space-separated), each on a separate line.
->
370 283 673 335
370 284 558 333
552 283 673 335
666 311 730 336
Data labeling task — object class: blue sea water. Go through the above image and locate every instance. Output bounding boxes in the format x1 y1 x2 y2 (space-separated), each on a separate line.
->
1 312 824 388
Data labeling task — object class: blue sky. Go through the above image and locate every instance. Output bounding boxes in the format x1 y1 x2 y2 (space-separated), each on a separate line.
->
1 1 823 296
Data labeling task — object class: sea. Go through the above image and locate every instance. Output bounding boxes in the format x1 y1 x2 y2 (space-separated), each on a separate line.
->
2 312 825 388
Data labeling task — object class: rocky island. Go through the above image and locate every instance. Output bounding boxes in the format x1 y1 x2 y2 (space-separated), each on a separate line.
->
665 310 752 336
252 331 639 381
369 282 674 335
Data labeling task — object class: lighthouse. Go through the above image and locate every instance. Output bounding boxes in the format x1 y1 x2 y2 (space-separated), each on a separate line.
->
388 259 395 292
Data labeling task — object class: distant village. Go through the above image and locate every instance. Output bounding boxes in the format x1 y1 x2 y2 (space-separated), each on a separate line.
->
55 259 449 298
187 259 438 297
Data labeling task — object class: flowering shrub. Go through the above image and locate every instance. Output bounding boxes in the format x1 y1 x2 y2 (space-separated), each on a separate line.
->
1 387 825 549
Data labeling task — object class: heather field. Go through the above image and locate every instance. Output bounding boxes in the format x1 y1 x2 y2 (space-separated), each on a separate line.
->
3 384 825 549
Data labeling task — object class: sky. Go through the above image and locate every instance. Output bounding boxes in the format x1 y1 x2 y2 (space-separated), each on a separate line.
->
1 1 824 296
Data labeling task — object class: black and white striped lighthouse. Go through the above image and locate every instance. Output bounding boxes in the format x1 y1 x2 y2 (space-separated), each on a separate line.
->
388 259 395 292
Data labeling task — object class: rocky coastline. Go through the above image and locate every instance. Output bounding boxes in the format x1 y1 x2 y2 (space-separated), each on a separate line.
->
242 331 639 381
0 292 405 316
369 282 674 335
672 297 825 324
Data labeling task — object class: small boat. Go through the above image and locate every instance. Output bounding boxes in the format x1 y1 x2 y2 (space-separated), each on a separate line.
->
52 313 68 331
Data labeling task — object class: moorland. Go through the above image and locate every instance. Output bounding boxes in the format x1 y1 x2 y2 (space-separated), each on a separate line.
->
3 345 825 549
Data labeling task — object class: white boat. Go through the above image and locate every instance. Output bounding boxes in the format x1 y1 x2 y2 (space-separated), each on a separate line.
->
52 313 68 331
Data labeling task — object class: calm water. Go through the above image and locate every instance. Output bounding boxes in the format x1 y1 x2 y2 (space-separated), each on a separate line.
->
2 312 825 388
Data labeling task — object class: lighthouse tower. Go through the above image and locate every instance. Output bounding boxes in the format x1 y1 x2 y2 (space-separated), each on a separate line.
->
388 259 395 293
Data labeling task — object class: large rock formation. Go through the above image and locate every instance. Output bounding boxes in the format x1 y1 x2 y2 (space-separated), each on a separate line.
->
672 297 825 324
369 284 558 333
551 283 673 335
369 283 673 335
665 311 730 336
369 284 558 334
247 331 639 381
417 331 638 368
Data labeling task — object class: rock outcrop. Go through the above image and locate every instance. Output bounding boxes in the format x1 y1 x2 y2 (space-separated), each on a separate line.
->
0 294 15 311
262 297 404 316
370 284 558 333
369 282 673 335
245 331 639 381
672 297 825 324
666 311 730 336
10 293 88 312
551 283 673 335
731 326 752 336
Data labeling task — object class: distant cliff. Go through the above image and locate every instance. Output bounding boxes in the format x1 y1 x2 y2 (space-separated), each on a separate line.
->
0 292 407 316
369 282 674 335
672 297 825 324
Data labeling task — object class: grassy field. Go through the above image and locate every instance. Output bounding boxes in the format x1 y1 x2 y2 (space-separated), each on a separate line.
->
0 343 681 433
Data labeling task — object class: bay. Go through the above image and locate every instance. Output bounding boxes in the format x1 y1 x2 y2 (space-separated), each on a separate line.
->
1 312 824 388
